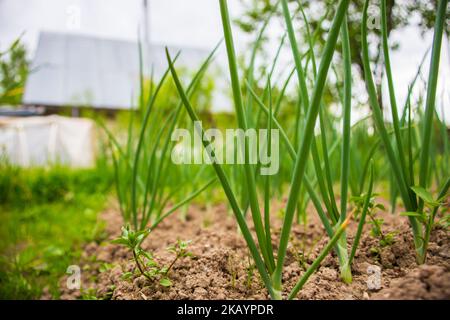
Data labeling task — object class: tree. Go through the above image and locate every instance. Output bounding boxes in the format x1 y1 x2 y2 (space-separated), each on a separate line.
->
0 36 29 106
234 0 449 108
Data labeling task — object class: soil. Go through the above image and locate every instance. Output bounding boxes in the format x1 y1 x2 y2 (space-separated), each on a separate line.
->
49 198 450 300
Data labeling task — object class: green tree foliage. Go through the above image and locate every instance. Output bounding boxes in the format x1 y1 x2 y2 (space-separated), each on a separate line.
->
0 37 29 105
235 0 449 107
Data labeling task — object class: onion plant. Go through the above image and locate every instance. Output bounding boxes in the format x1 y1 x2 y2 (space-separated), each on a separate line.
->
277 0 356 283
100 43 219 283
361 0 449 264
166 0 354 299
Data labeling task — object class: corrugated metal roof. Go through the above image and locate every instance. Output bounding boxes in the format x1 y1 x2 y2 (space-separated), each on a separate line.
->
23 31 208 110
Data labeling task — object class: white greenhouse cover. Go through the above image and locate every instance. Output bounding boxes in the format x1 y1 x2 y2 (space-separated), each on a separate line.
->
0 115 95 167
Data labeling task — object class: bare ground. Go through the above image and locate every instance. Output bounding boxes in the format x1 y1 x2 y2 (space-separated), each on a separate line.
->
50 198 450 300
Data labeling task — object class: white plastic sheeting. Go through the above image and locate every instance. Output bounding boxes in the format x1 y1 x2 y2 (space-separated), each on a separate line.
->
0 115 95 167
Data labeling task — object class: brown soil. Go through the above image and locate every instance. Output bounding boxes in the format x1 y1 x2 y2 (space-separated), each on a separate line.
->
51 199 450 300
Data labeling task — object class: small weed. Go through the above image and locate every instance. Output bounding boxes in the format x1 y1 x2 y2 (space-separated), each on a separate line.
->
401 183 450 261
99 263 114 273
80 287 98 300
290 233 322 271
226 254 238 289
352 194 397 258
113 228 192 288
245 255 255 289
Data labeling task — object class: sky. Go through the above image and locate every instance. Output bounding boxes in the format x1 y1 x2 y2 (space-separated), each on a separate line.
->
0 0 448 121
0 0 237 53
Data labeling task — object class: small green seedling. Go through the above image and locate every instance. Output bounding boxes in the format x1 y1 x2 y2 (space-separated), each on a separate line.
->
289 233 322 271
401 181 450 263
165 239 193 277
245 255 255 289
113 227 192 287
368 216 396 249
226 254 238 289
99 263 114 273
437 215 450 229
351 193 396 258
80 287 99 300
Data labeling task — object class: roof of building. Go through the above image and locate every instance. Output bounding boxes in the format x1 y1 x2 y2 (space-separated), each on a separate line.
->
23 31 208 110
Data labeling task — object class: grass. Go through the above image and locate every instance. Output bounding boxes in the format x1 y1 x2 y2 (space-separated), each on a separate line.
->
0 163 111 299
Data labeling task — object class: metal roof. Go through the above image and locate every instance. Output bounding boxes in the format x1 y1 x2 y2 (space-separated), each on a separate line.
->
23 31 208 110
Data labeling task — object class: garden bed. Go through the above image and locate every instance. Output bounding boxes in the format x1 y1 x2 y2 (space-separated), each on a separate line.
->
52 199 450 300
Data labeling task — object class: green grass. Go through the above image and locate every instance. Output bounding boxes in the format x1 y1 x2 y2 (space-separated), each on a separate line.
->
0 164 112 299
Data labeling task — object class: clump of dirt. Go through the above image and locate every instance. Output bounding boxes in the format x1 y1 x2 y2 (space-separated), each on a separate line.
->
51 200 450 300
372 265 450 299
